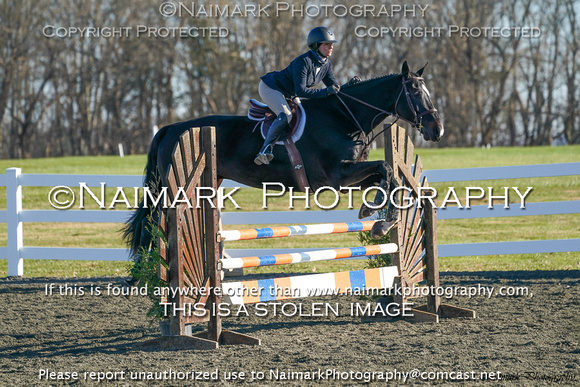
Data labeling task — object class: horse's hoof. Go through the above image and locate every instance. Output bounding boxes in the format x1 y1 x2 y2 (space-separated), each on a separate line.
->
254 153 270 165
370 220 399 239
358 205 376 219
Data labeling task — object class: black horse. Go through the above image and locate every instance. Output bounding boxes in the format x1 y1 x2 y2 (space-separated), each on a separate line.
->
124 62 444 258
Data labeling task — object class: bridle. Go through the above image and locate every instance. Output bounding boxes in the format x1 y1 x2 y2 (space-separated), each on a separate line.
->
396 77 438 129
335 75 438 144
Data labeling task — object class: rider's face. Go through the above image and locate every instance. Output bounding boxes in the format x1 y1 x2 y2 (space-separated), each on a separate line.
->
318 43 333 57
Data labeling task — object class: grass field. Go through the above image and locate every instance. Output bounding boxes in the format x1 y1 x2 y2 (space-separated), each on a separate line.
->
1 145 579 277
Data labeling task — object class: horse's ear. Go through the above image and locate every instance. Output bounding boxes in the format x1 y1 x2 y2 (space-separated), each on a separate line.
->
417 62 428 77
402 61 410 77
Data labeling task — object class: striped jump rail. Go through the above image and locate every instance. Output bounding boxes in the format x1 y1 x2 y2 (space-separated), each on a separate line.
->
220 243 398 270
219 220 379 241
222 266 399 305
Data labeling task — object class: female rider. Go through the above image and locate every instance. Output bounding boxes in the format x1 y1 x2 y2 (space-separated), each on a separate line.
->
254 26 341 165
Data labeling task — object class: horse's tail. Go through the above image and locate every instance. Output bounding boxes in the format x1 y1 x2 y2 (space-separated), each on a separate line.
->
122 125 170 258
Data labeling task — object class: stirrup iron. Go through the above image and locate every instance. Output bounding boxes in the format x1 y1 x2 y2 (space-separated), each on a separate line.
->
254 112 289 165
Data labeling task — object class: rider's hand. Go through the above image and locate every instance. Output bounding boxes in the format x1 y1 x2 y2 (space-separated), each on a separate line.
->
326 84 340 96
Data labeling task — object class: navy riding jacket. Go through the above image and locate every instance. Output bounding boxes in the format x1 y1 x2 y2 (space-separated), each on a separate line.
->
261 50 338 99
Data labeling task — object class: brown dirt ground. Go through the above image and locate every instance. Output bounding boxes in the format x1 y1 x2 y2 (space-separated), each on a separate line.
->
0 271 578 386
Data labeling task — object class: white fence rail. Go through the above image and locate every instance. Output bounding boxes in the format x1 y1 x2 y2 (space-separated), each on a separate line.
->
1 162 580 276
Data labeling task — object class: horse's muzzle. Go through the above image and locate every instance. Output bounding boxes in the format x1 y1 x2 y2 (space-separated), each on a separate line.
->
420 124 444 142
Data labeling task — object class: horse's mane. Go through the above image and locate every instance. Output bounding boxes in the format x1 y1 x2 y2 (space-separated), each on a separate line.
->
341 72 401 90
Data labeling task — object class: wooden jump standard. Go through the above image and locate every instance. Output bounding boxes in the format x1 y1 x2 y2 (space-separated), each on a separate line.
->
384 125 475 321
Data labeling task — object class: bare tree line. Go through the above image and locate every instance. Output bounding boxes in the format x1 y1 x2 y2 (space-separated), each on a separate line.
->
0 0 578 158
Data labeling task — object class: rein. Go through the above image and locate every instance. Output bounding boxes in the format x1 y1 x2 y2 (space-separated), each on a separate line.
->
336 76 438 146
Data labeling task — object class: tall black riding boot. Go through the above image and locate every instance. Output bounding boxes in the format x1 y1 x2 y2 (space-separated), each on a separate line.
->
254 113 289 165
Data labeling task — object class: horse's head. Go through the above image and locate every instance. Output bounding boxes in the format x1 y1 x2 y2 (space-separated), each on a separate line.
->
398 61 444 142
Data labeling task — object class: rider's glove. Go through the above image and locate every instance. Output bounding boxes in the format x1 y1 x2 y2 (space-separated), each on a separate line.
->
326 84 340 96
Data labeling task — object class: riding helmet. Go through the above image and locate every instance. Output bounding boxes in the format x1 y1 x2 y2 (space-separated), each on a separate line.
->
307 26 339 50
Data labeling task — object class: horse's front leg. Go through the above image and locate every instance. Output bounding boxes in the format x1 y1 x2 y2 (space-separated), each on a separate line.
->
337 161 399 239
